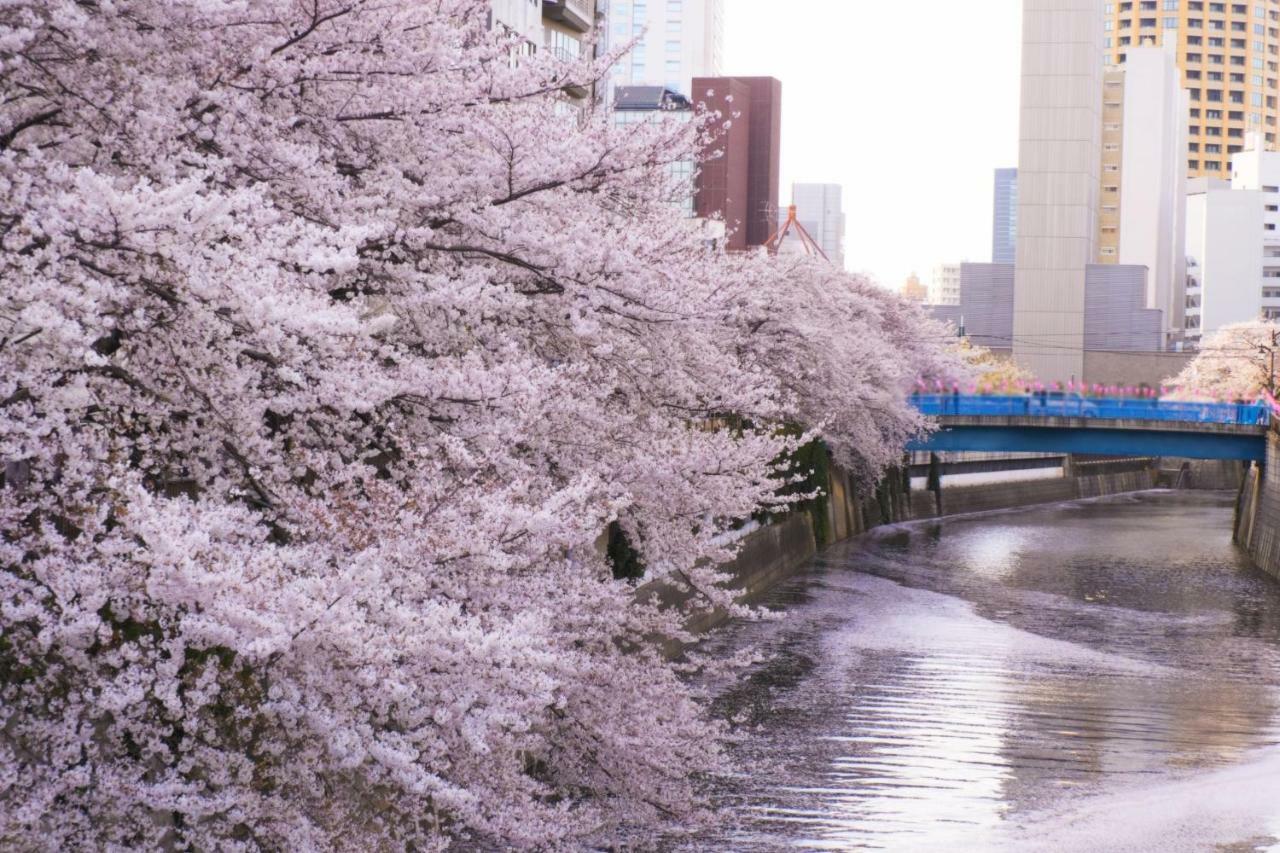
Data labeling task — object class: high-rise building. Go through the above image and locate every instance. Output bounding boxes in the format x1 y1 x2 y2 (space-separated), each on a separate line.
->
931 263 1163 357
602 0 724 101
1104 0 1280 180
929 263 962 306
787 183 845 267
693 76 782 251
490 0 599 101
1013 0 1105 382
1098 44 1190 348
992 168 1018 264
1185 132 1280 345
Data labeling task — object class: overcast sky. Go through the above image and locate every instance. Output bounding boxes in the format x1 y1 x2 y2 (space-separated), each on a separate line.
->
724 0 1024 289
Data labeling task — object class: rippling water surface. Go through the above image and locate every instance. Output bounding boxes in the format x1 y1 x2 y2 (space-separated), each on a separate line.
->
687 491 1280 852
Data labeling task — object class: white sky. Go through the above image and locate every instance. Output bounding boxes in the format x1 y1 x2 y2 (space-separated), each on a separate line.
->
724 0 1024 289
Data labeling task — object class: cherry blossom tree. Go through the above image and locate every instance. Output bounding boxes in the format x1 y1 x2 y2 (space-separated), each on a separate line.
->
1167 321 1280 400
955 339 1035 395
0 1 957 847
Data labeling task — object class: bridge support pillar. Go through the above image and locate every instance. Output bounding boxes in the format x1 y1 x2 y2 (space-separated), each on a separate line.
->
1062 454 1076 480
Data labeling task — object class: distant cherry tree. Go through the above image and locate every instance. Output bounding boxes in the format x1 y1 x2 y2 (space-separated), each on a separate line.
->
1168 321 1280 400
955 339 1035 394
0 1 956 847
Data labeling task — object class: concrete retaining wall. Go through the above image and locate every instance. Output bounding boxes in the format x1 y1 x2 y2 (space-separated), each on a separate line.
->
680 513 818 636
636 513 820 646
1235 429 1280 582
672 457 1165 638
904 464 1158 520
660 449 1253 642
1163 458 1248 491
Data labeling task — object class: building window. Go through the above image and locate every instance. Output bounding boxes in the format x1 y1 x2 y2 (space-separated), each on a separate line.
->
546 28 582 61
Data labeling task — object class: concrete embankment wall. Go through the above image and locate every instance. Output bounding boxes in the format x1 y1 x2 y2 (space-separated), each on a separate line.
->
657 453 1254 640
1235 429 1280 582
1158 458 1247 490
672 456 1167 635
904 462 1158 519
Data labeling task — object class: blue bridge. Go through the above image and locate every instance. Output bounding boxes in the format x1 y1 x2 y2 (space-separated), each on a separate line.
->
908 395 1272 462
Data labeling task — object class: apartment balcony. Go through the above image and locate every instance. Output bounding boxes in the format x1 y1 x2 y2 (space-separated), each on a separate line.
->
542 0 593 33
545 45 589 98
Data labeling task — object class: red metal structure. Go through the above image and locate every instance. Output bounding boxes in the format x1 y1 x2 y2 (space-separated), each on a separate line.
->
764 204 829 261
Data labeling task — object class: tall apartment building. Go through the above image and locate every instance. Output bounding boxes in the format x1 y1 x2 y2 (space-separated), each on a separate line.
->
490 0 599 100
693 76 783 251
602 0 724 101
1013 0 1106 382
1104 0 1280 179
1098 44 1190 347
992 168 1019 264
1185 132 1280 343
787 183 846 267
929 263 962 306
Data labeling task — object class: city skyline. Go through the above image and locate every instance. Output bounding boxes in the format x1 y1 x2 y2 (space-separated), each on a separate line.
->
724 0 1023 286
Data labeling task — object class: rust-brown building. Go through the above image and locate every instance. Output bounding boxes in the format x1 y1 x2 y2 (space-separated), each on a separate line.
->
693 76 782 251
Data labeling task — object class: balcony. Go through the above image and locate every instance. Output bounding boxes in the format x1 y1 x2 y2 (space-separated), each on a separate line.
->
543 0 592 33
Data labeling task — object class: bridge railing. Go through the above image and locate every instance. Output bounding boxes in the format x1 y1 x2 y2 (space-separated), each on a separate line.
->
912 394 1271 427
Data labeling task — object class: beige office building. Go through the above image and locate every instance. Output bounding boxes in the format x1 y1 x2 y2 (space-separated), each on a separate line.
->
602 0 724 101
1105 0 1280 179
1013 0 1106 382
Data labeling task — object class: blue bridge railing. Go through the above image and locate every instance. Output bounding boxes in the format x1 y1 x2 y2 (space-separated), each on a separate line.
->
912 394 1271 427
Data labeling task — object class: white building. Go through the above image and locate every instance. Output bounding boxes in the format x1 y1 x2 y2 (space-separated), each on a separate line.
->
1185 134 1280 346
490 1 598 103
1112 44 1189 350
1011 0 1104 382
1185 178 1265 345
929 263 962 307
613 86 696 216
491 0 544 43
788 183 845 268
602 0 724 101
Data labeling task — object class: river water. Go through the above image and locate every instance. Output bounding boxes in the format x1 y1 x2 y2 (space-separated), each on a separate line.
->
689 491 1280 852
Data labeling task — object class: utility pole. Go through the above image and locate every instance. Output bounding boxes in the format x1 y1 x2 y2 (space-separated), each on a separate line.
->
1261 329 1280 396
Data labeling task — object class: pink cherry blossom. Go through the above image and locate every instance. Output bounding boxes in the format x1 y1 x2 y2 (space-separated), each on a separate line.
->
1168 321 1280 401
0 1 958 848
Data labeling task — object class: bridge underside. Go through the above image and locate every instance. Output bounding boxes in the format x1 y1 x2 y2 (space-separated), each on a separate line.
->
909 426 1265 462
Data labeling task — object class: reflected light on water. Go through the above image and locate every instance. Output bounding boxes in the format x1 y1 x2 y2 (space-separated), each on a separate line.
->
686 492 1280 852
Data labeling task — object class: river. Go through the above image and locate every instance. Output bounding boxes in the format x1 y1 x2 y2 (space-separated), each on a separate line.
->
688 491 1280 852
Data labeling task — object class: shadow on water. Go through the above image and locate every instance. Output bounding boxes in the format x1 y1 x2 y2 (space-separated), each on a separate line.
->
682 491 1280 852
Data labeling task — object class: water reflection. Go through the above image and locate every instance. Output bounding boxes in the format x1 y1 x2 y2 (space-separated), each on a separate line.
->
689 492 1280 851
